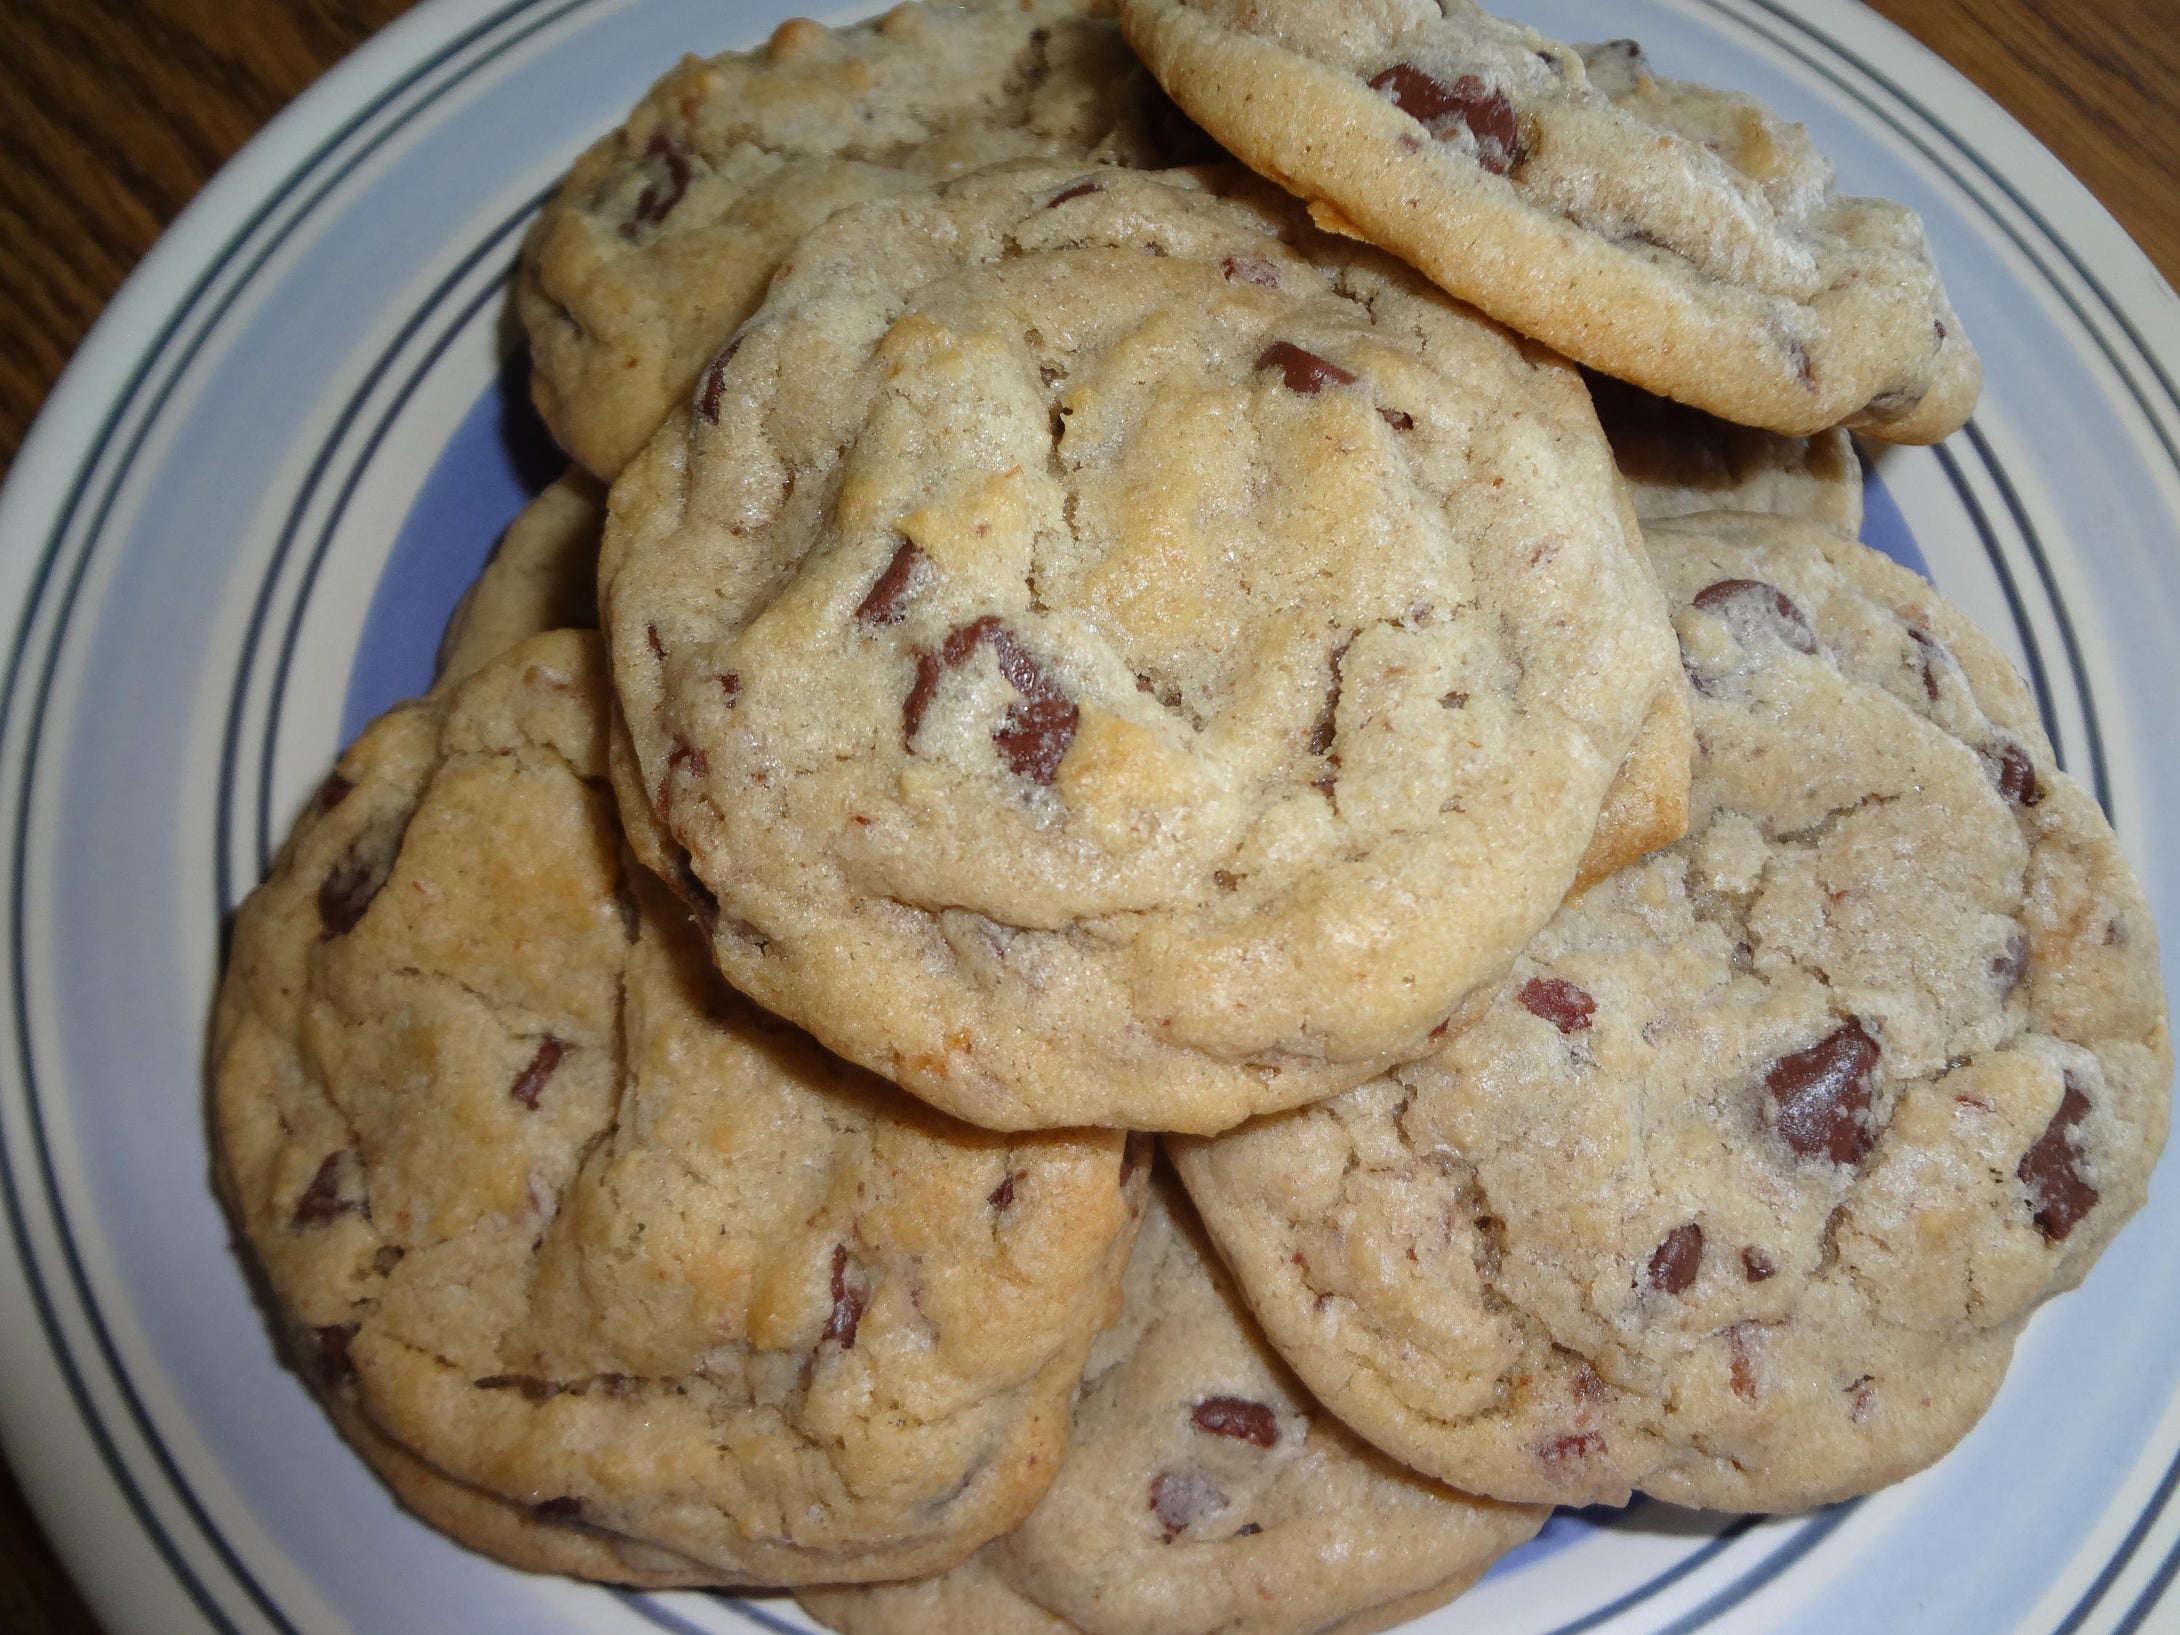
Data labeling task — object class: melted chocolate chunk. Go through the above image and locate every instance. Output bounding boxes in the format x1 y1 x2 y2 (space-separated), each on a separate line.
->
1767 1018 1883 1164
855 540 927 627
316 773 354 812
1046 178 1102 208
316 1323 358 1386
1222 254 1281 288
823 1244 865 1349
2018 1076 2099 1241
696 336 743 423
988 1172 1017 1213
1258 341 1357 395
1992 929 2030 998
509 1037 566 1111
1692 579 1818 655
1366 64 1522 173
1647 1223 1704 1294
1150 1468 1227 1540
1979 738 2044 807
1191 1397 1279 1448
1519 976 1595 1034
292 1151 363 1228
901 616 1079 782
621 131 693 240
1741 1246 1776 1283
317 824 403 938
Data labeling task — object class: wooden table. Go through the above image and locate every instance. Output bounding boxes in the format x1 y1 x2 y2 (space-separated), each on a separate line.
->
0 0 2174 1629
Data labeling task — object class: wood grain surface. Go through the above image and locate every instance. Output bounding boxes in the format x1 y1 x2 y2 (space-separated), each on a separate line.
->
0 0 2174 1630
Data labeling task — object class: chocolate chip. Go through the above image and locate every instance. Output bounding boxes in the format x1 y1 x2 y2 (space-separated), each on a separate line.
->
823 1244 865 1349
988 1172 1017 1213
315 1323 358 1386
1741 1246 1776 1282
1046 179 1102 208
1366 64 1523 173
317 827 402 938
1647 1223 1704 1293
620 131 693 240
532 1496 585 1522
1191 1397 1279 1447
1729 1325 1759 1400
646 623 667 661
1258 341 1357 395
1992 929 2030 997
1519 976 1595 1034
1308 638 1350 759
1692 579 1818 655
1233 1522 1264 1537
1150 1469 1226 1540
1221 254 1281 288
901 616 1078 782
509 1037 566 1111
1979 737 2044 807
855 540 927 628
1767 1017 1883 1164
696 336 743 423
2018 1075 2098 1241
292 1151 364 1228
315 773 354 812
1378 406 1414 431
1906 626 1945 701
718 672 742 704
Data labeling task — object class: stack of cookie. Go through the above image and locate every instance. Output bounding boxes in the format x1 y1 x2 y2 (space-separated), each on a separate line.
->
210 0 2171 1629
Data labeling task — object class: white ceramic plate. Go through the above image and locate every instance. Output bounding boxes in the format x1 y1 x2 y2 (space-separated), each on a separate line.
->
3 0 2178 1631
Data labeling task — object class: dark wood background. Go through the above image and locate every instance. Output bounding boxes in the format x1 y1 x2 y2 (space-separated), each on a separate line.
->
1 0 2176 1629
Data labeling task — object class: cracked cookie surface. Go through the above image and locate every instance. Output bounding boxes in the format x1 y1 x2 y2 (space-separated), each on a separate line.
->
517 0 1203 479
798 1172 1543 1635
1119 0 1979 443
1175 513 2168 1510
602 162 1684 1134
211 628 1143 1584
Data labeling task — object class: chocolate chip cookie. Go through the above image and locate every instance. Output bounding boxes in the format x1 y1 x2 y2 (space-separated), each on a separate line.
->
601 162 1686 1134
517 0 1203 479
1175 512 2168 1510
212 629 1144 1583
435 468 604 688
1120 0 1979 442
797 1173 1543 1634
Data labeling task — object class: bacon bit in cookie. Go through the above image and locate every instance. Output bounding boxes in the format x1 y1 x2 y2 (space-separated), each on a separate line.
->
1519 976 1595 1034
315 773 354 811
316 1323 358 1386
1742 1246 1777 1282
292 1151 364 1228
1991 930 2030 997
1367 64 1523 173
855 540 927 627
1647 1223 1704 1293
1767 1017 1883 1165
1692 579 1818 655
2018 1076 2099 1241
475 1374 565 1401
1222 254 1281 288
823 1245 865 1349
1150 1469 1227 1539
1979 737 2044 807
1191 1397 1279 1447
1537 1430 1606 1466
1046 179 1102 208
532 1496 585 1522
696 337 743 423
988 1172 1018 1213
1378 406 1415 431
620 131 693 241
509 1037 566 1110
1259 341 1357 395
